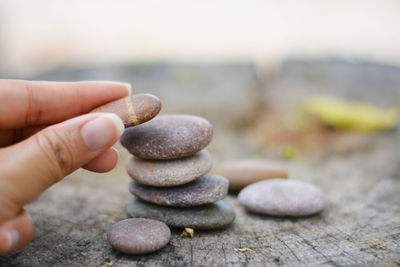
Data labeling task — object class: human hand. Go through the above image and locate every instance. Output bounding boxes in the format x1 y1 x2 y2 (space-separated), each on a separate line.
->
0 79 130 254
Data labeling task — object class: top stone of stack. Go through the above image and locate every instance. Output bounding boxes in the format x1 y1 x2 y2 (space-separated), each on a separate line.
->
90 94 162 128
121 115 213 160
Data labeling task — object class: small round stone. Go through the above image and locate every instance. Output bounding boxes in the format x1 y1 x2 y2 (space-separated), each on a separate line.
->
90 94 161 127
120 114 213 160
238 179 326 217
129 174 229 207
126 198 236 230
107 218 170 255
127 150 213 187
213 159 289 191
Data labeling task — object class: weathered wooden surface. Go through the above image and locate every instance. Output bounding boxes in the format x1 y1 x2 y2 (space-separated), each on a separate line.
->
1 60 399 266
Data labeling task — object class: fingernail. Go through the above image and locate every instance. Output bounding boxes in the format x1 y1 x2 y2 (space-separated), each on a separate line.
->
81 114 124 151
121 83 132 95
95 81 131 95
5 230 19 252
111 147 119 157
111 147 120 161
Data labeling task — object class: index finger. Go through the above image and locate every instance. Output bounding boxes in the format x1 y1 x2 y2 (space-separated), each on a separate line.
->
0 80 131 129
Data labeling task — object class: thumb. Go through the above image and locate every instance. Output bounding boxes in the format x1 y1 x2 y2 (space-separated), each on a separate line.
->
0 113 124 221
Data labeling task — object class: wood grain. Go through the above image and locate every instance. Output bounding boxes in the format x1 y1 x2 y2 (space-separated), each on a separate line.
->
1 61 399 266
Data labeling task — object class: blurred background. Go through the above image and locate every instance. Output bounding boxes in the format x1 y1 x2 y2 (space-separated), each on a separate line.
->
1 0 400 75
1 0 399 161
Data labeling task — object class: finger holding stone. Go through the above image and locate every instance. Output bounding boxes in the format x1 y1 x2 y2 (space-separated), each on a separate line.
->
0 113 124 221
0 80 131 129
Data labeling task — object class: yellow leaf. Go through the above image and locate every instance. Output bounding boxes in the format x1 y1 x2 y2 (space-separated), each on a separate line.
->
304 96 398 133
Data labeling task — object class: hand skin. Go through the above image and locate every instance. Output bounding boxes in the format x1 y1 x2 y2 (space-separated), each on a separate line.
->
0 79 131 254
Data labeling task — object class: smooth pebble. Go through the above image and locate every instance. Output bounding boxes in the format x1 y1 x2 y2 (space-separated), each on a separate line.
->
127 150 212 187
129 174 229 207
120 114 213 160
90 94 161 127
238 179 326 217
213 159 289 191
107 218 170 255
126 198 236 230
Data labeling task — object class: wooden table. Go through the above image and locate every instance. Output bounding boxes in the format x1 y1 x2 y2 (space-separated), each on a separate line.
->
1 60 399 266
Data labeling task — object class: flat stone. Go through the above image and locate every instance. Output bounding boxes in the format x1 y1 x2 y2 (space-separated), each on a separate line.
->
126 198 236 230
126 150 213 187
107 218 170 255
120 114 213 160
213 159 289 191
128 174 229 207
238 179 326 217
90 94 161 127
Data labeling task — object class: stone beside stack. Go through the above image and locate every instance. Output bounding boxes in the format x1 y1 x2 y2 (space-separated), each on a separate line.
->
212 159 289 191
238 179 326 217
121 114 236 230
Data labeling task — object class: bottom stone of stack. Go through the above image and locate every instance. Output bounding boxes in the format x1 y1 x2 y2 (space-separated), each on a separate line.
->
126 197 236 230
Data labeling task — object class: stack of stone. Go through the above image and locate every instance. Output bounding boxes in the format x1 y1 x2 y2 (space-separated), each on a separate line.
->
121 114 236 230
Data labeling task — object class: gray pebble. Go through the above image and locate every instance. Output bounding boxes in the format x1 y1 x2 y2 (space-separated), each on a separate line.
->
127 150 213 187
126 198 236 230
107 218 171 255
129 174 229 207
120 114 213 160
238 179 326 217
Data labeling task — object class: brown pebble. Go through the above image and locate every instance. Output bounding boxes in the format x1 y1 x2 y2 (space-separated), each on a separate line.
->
107 218 170 255
90 94 161 127
212 159 289 191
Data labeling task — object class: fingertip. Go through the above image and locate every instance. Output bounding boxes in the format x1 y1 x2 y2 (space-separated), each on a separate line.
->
122 83 132 96
103 113 125 138
0 210 34 255
81 113 124 151
0 230 15 254
92 81 131 96
112 146 119 157
83 147 119 173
